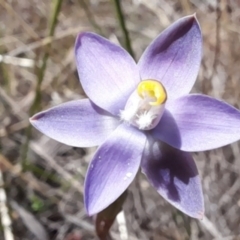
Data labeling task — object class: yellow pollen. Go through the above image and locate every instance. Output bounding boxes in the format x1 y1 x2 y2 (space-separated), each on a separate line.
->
137 80 167 106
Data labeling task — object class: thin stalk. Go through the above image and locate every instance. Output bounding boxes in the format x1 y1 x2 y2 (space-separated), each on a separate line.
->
30 0 63 115
21 0 63 167
78 0 104 36
111 0 135 58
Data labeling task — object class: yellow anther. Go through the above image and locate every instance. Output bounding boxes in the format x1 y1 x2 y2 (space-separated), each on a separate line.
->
137 80 167 106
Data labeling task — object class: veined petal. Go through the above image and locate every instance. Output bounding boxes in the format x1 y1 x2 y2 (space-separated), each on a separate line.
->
141 140 204 219
75 32 140 116
138 15 202 99
30 99 119 147
84 124 146 215
153 94 240 151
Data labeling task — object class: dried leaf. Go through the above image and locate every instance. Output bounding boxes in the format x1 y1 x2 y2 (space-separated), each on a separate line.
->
11 201 49 240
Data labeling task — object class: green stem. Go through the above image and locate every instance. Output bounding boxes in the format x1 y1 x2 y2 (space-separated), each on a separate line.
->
22 0 63 167
78 0 104 36
30 0 63 115
112 0 135 58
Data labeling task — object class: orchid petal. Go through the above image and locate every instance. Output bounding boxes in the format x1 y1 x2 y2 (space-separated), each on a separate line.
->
30 99 119 147
138 15 202 99
153 94 240 151
141 141 204 219
75 32 140 116
85 124 146 215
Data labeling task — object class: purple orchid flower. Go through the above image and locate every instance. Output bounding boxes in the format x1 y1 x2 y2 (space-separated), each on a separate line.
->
30 15 240 219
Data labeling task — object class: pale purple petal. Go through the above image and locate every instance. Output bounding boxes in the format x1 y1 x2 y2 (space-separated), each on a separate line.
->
30 99 119 147
141 141 204 219
138 15 202 99
75 32 140 116
153 94 240 151
85 124 146 215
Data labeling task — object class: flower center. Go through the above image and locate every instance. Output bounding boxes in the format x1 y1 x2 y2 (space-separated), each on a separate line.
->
137 80 167 106
120 79 167 130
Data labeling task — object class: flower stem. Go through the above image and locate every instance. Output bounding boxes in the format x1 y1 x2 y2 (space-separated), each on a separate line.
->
21 0 63 167
112 0 135 58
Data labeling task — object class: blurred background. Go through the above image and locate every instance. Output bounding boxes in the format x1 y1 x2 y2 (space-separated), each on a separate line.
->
0 0 240 239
